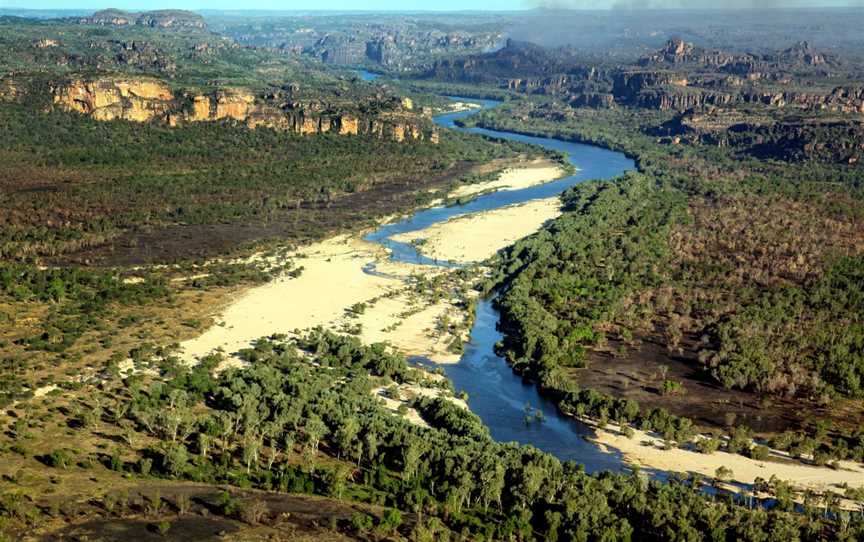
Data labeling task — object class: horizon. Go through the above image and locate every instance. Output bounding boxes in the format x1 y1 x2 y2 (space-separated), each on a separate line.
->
2 1 864 13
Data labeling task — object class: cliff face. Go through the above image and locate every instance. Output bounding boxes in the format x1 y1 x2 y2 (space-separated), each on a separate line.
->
0 79 21 102
660 108 864 165
79 9 206 30
742 87 864 113
429 37 859 115
49 77 437 143
52 78 175 122
299 30 503 71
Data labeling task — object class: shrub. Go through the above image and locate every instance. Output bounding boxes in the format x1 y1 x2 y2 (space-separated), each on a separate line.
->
660 380 684 396
240 499 269 525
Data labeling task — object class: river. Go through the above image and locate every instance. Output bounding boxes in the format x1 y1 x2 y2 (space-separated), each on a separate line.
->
364 96 636 472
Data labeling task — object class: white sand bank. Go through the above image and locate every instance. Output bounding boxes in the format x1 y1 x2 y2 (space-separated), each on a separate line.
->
449 162 567 199
180 235 458 364
181 162 565 364
594 424 864 494
391 197 561 264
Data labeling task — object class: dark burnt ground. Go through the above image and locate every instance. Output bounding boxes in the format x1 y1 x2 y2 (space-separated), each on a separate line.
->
40 484 415 541
49 517 242 542
577 332 847 437
49 162 474 267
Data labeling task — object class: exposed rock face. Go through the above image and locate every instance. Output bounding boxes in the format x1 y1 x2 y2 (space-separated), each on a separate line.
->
658 107 864 165
190 95 211 120
427 40 579 84
213 89 255 121
282 28 502 70
635 89 735 111
315 35 367 65
52 78 175 122
80 9 206 30
569 93 615 108
49 77 436 143
430 37 855 114
0 79 21 102
742 87 864 113
338 116 359 135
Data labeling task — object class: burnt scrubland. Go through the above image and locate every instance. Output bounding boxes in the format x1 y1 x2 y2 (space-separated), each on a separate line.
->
464 91 864 461
0 102 530 264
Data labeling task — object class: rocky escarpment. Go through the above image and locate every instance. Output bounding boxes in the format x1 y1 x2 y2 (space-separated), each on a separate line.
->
52 77 175 122
429 38 861 114
303 30 503 70
638 38 737 69
608 64 863 113
658 107 864 165
49 77 437 143
79 9 206 30
427 39 580 83
639 38 835 72
0 78 21 102
741 87 864 113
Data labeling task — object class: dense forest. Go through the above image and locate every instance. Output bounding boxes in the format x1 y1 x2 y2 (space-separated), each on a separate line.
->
3 331 861 540
472 98 864 458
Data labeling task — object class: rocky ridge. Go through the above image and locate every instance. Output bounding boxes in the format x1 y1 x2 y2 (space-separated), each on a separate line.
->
429 39 864 115
659 107 864 164
78 9 206 30
48 77 437 142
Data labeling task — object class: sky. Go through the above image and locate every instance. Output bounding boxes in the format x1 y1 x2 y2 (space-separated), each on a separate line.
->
1 0 861 10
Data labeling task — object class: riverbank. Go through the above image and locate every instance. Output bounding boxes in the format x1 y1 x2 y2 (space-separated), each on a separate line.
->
391 197 562 264
593 422 864 496
384 161 566 265
180 162 565 365
180 235 462 364
449 160 567 199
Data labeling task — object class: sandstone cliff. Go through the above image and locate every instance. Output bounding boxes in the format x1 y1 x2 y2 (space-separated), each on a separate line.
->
0 79 21 102
659 107 864 165
48 77 437 143
79 9 206 30
52 77 175 122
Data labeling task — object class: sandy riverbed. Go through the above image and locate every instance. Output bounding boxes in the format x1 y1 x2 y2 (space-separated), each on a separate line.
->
181 163 566 364
594 424 864 494
180 235 461 364
391 197 562 264
177 161 864 496
449 161 567 199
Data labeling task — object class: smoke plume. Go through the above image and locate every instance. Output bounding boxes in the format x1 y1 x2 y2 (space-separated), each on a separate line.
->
524 1 861 8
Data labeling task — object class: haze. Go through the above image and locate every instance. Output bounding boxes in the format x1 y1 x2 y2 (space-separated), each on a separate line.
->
3 0 863 10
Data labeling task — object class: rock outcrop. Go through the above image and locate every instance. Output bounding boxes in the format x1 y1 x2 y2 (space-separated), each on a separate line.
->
658 107 864 165
0 79 21 102
49 77 437 143
52 77 175 122
79 9 206 30
429 37 857 114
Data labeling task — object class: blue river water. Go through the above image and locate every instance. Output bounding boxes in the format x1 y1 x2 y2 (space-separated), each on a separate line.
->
362 96 636 472
351 88 815 512
357 69 381 82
